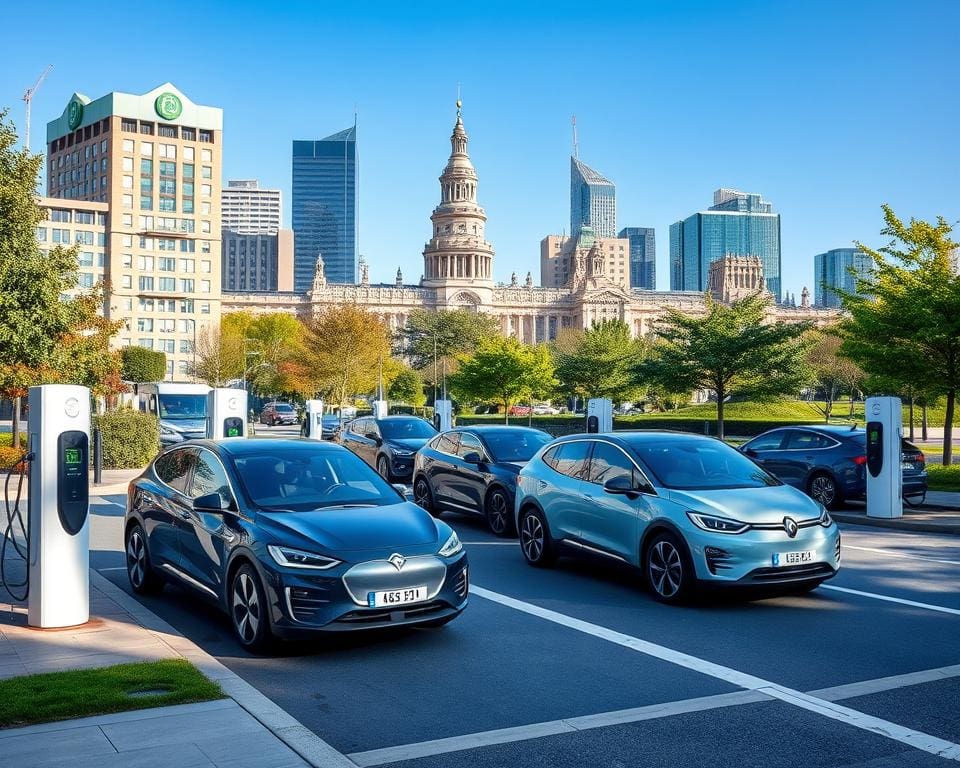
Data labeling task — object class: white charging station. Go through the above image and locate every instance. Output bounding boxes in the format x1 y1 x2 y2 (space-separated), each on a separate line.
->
303 399 324 439
587 398 613 433
206 388 248 439
865 396 903 519
28 384 90 629
371 400 388 419
434 400 453 432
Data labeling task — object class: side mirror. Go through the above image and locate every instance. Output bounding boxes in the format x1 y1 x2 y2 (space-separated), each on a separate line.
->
462 451 482 465
193 492 231 513
743 447 758 458
603 475 636 495
366 433 382 445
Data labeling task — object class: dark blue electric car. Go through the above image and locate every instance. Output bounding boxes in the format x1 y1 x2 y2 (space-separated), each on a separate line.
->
740 425 927 508
124 439 468 652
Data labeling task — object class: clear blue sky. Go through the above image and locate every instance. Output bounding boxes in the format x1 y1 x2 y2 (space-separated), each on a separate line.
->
2 0 957 297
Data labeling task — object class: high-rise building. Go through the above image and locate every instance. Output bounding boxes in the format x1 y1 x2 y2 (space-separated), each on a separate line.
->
36 198 108 299
220 179 293 292
292 127 357 290
45 83 222 380
570 157 616 238
221 179 281 233
813 247 871 307
540 229 630 289
669 188 781 299
618 227 656 290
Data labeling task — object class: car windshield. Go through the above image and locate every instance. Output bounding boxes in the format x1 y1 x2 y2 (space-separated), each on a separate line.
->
233 448 401 511
322 415 341 425
633 438 781 490
482 430 552 462
379 419 437 440
158 394 207 420
274 404 294 412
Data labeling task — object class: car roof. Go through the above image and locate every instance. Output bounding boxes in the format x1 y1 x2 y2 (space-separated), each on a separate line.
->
178 438 347 457
550 430 717 446
372 415 431 423
457 425 546 434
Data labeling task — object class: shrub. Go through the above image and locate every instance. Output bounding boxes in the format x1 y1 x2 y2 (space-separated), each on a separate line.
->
0 447 27 471
0 433 27 448
120 347 167 383
94 410 160 469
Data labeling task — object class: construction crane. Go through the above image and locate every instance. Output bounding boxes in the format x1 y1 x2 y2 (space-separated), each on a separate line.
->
23 64 53 151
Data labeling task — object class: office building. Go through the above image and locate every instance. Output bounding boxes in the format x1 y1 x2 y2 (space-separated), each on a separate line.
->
220 179 293 292
618 227 656 290
46 83 222 380
570 157 616 238
292 127 357 289
540 229 630 289
813 247 871 307
221 179 281 233
36 198 108 299
669 188 781 299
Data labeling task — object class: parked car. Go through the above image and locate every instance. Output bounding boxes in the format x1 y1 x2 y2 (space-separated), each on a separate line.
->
260 402 299 427
532 405 560 416
515 432 840 603
341 415 438 482
124 439 468 652
508 405 532 416
413 426 553 535
739 425 927 508
302 413 343 441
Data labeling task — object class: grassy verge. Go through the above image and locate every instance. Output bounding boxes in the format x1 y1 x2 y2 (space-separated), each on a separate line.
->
0 659 223 729
927 464 960 492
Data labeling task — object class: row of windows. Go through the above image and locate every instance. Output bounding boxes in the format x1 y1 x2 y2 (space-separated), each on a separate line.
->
136 337 195 354
47 209 104 225
135 318 198 338
121 120 213 144
37 228 105 246
131 276 212 292
127 256 211 273
50 120 111 154
121 139 213 163
138 298 197 313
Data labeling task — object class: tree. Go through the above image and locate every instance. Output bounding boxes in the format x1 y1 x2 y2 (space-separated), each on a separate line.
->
190 325 244 387
805 329 864 422
388 366 427 409
840 205 960 464
553 319 644 402
396 309 500 387
449 337 556 424
121 346 167 383
636 293 812 439
244 312 306 396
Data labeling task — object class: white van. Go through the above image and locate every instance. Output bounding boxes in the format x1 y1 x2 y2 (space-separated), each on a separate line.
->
137 382 213 446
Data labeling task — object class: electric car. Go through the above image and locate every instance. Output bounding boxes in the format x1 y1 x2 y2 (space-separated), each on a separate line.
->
124 439 468 652
515 432 840 603
340 415 438 482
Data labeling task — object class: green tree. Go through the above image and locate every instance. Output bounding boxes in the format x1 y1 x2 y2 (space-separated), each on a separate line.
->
553 319 644 402
190 324 244 387
387 366 427 409
636 293 812 438
396 308 500 388
244 312 305 396
449 337 556 424
121 346 168 383
840 205 960 464
805 329 864 422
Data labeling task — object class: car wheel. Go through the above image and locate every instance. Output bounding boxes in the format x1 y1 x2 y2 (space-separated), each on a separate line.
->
414 476 439 516
125 524 163 595
645 532 692 604
485 488 514 537
809 472 842 509
519 507 555 567
230 563 273 653
377 455 392 482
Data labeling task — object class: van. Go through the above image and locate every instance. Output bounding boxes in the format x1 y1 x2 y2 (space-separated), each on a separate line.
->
137 382 213 446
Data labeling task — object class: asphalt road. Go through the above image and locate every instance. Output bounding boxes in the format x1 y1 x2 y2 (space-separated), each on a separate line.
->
87 437 960 768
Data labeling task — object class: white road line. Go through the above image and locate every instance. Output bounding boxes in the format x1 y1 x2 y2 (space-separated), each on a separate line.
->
90 496 124 507
811 664 960 701
821 585 960 617
842 544 960 567
97 566 127 572
472 585 960 762
463 541 516 546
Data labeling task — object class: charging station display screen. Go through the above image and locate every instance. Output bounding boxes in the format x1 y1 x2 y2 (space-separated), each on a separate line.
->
57 431 89 535
64 447 81 465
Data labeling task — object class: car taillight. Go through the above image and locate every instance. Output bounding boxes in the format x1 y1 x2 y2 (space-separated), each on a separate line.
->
916 454 925 463
852 455 867 466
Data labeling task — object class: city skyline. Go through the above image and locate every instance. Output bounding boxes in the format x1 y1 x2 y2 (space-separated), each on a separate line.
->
2 0 957 298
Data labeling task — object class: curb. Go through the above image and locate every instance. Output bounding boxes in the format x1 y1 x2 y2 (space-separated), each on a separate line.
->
90 570 357 768
833 514 960 536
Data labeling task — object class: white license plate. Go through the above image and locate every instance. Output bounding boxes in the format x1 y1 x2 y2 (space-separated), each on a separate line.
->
901 462 913 470
367 586 428 608
772 550 815 567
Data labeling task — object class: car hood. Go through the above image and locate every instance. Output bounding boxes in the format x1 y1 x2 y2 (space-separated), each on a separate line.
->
664 484 821 524
387 438 431 452
257 502 440 552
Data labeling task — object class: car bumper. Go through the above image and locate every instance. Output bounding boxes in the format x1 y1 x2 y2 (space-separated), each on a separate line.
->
390 457 416 479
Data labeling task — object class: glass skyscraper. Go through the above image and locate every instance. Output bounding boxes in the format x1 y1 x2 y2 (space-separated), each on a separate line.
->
570 157 616 238
813 247 871 307
292 127 357 289
619 227 656 289
669 189 781 300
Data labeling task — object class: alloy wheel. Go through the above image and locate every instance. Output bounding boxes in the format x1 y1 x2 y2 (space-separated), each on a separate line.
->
810 475 836 506
487 491 510 535
648 540 683 598
414 479 432 510
521 513 544 561
378 456 390 480
232 572 261 645
126 531 146 589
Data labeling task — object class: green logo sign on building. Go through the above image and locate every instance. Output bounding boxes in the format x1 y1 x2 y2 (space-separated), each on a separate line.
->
154 92 183 121
67 100 84 130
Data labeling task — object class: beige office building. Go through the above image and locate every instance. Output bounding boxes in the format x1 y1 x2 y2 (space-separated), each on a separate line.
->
540 230 631 289
45 83 222 380
35 198 109 299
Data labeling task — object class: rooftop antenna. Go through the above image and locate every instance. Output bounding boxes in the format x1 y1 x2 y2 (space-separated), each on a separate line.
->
23 65 53 151
572 114 579 159
456 82 462 116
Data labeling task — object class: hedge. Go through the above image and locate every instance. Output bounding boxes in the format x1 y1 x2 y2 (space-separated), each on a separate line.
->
455 415 820 438
0 433 28 448
94 410 160 469
0 447 26 471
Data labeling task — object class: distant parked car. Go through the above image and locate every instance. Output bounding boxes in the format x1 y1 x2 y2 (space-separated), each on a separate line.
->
260 402 298 427
508 405 532 416
532 405 560 416
341 415 438 482
739 424 927 508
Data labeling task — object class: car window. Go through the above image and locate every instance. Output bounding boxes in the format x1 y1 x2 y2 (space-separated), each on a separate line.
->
275 404 294 412
350 419 365 435
785 430 834 450
744 431 786 451
457 433 484 458
379 419 437 440
634 439 780 490
154 448 196 494
365 421 381 438
541 445 560 470
587 442 635 486
483 430 552 462
191 449 233 500
437 432 460 455
553 441 592 480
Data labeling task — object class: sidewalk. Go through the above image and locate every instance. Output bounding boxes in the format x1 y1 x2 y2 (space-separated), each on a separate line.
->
833 494 960 535
8 468 142 498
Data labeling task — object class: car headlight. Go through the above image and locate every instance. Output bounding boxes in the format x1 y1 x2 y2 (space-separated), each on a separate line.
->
267 544 341 570
686 512 750 534
438 531 462 557
160 424 176 435
392 449 414 457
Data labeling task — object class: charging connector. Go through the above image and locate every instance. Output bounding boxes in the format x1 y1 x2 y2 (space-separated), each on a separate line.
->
2 452 33 602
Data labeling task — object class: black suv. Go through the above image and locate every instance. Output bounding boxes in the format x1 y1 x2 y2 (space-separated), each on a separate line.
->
341 416 438 482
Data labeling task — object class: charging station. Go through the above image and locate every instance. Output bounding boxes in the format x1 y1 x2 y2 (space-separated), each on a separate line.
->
303 399 324 439
206 388 248 439
371 400 388 419
434 400 453 432
865 396 903 519
587 398 613 433
27 384 90 629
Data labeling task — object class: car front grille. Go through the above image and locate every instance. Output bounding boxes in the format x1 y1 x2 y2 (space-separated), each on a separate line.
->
745 563 835 583
336 600 448 625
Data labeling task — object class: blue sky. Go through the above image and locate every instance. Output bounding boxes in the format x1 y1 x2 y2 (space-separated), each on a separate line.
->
2 0 957 297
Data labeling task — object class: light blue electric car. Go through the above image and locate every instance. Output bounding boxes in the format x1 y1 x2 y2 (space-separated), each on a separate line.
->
514 432 841 603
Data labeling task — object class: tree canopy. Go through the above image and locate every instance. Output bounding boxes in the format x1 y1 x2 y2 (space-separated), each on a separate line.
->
396 308 500 379
121 346 168 383
552 319 644 402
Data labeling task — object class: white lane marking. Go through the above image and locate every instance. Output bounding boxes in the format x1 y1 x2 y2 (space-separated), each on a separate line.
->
822 585 960 617
90 496 124 507
97 566 127 572
843 544 960 567
811 664 960 701
349 691 766 766
463 541 516 546
472 585 960 762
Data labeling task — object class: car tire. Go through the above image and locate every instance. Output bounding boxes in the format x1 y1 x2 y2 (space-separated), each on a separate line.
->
644 531 693 604
485 488 514 537
377 455 393 482
808 472 842 509
125 524 164 595
519 507 555 567
413 476 439 517
230 563 273 654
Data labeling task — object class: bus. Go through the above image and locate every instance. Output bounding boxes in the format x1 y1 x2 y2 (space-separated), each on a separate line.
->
136 382 212 446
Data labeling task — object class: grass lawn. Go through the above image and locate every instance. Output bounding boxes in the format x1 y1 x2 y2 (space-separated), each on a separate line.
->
927 464 960 492
0 659 222 729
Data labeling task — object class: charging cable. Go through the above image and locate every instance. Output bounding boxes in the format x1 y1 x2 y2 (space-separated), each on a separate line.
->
1 452 32 603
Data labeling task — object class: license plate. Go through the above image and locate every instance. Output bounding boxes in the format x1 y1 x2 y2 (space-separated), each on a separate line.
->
772 550 815 567
367 586 428 608
901 462 913 470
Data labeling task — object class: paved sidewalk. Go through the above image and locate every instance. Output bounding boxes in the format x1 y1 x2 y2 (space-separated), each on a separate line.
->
833 504 960 534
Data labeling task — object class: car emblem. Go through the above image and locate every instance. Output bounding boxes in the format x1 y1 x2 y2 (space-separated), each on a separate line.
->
783 517 799 538
388 553 406 570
